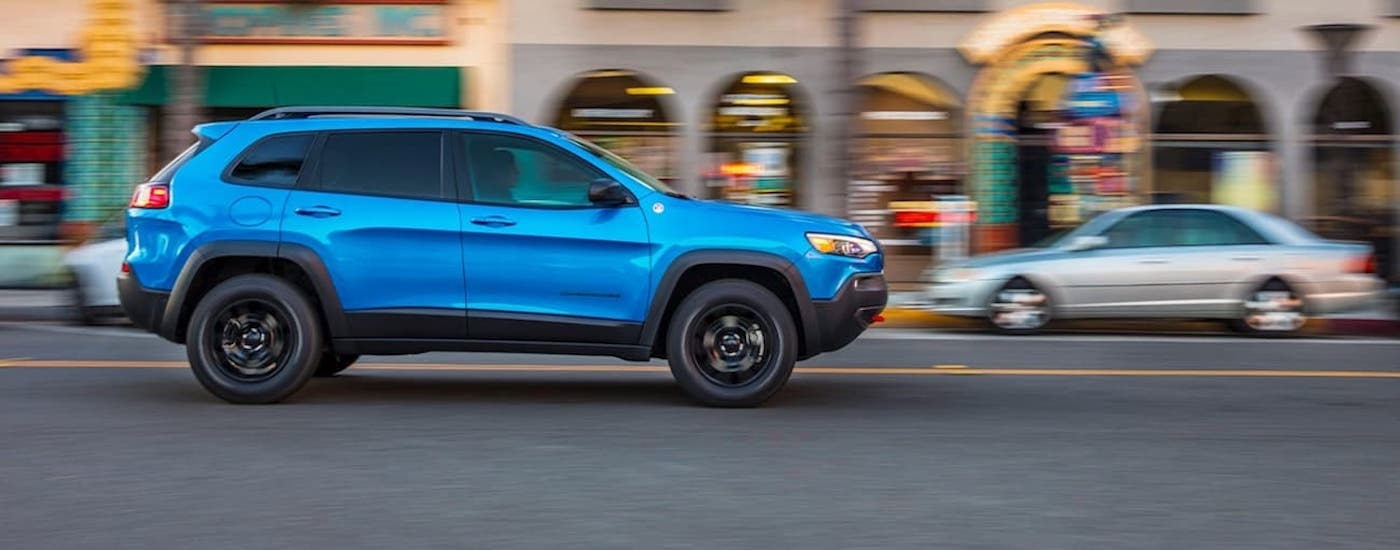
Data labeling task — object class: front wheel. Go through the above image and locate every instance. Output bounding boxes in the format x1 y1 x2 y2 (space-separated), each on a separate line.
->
987 277 1052 335
185 274 325 404
666 280 798 408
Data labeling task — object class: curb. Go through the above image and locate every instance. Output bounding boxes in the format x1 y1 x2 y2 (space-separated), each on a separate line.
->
879 306 1398 337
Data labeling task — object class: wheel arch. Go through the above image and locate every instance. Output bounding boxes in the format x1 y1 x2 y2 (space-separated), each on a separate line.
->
641 250 819 359
160 241 349 343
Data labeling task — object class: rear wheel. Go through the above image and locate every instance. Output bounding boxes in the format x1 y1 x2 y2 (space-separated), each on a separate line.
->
185 274 324 404
987 277 1052 335
314 352 360 377
665 280 798 408
1229 279 1306 337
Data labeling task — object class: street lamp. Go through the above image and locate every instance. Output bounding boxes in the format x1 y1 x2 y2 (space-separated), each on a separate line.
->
1302 23 1374 79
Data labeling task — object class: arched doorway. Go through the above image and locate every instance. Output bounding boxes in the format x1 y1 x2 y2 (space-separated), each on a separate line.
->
959 5 1153 252
552 69 680 185
850 71 963 283
702 72 809 208
1307 77 1395 282
1151 75 1274 210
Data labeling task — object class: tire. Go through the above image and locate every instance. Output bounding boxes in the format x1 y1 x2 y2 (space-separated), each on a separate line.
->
986 277 1052 335
665 279 799 408
1228 279 1306 337
314 352 360 377
185 274 325 404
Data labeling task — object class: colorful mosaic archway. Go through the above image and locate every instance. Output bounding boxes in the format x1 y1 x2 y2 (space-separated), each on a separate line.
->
960 3 1154 252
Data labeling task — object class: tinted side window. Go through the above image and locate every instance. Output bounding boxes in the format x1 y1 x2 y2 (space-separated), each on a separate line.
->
1101 211 1182 249
318 132 443 200
228 134 313 187
461 133 602 207
1179 211 1269 246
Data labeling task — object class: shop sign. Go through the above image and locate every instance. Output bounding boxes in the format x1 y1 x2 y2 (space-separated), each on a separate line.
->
202 2 449 45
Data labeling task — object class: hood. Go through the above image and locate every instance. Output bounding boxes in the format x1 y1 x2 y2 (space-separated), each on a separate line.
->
690 199 867 234
953 247 1064 269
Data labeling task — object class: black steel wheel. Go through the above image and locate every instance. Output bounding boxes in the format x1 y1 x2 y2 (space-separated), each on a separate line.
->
186 274 323 404
666 280 797 408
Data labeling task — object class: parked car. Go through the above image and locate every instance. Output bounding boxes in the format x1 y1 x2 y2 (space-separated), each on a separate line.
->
63 214 128 325
925 204 1383 335
119 106 887 407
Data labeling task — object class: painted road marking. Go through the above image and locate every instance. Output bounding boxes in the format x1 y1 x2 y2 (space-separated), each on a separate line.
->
3 360 1400 378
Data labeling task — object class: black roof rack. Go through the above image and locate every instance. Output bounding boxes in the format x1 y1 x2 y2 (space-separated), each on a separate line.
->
248 106 530 126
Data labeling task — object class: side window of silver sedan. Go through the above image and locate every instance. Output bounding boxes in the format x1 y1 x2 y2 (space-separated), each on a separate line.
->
1100 211 1181 249
1179 211 1270 247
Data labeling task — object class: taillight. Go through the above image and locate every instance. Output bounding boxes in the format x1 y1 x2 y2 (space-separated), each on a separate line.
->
1346 253 1376 274
129 183 170 209
121 262 131 274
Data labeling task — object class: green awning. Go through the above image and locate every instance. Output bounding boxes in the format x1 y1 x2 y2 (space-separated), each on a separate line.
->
120 65 463 108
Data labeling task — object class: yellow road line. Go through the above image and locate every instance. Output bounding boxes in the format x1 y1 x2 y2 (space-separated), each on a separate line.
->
2 360 1399 378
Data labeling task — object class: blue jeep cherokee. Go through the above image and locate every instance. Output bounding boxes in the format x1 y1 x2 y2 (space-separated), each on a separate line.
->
119 106 887 407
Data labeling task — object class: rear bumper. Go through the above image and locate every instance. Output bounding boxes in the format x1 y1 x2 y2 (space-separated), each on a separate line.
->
811 272 888 354
1306 276 1386 315
117 272 171 339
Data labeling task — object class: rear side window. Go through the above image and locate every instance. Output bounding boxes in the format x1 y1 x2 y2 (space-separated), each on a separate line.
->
228 134 314 187
316 131 443 201
150 138 210 183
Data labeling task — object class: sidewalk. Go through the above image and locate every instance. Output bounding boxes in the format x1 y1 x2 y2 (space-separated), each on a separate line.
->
2 288 1396 336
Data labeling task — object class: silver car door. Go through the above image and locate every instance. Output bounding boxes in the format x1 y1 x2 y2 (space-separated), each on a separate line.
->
1052 209 1190 318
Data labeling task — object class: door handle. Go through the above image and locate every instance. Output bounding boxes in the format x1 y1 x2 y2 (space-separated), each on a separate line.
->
470 216 517 227
294 206 341 218
1138 259 1168 264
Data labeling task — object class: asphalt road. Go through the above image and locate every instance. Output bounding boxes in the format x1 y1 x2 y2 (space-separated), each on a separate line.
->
2 323 1398 549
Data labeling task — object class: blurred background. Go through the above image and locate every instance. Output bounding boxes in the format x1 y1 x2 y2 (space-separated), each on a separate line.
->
0 0 1397 292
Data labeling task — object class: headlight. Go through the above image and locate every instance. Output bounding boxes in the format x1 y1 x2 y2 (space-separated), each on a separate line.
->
807 233 878 259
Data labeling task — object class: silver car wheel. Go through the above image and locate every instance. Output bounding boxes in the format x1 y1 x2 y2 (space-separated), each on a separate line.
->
990 285 1050 332
1243 289 1306 332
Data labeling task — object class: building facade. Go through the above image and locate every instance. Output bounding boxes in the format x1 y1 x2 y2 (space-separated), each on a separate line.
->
508 0 1400 284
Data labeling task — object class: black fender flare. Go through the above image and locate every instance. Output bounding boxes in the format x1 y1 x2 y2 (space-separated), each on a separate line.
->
637 250 820 357
158 241 348 342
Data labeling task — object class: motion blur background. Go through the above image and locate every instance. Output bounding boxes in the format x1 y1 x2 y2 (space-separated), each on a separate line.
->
1 0 1397 292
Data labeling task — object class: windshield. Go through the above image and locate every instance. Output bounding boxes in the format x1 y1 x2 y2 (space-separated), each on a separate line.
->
564 133 685 197
1028 211 1120 248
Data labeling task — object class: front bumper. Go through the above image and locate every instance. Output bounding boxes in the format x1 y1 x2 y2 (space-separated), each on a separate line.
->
811 272 888 354
117 271 171 338
925 278 1000 317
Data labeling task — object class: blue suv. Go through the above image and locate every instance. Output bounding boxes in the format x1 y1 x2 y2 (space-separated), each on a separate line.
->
119 106 887 407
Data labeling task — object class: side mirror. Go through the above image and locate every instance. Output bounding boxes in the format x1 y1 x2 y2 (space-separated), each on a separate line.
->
588 179 632 206
1066 235 1108 252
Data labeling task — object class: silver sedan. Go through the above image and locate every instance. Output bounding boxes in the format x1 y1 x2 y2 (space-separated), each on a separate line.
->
925 204 1385 335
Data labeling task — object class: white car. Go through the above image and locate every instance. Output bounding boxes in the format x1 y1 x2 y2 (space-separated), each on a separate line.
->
62 217 128 325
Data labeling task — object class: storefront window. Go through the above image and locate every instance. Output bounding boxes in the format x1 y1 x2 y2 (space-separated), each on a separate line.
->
1307 77 1395 282
704 72 808 208
0 100 66 241
1151 75 1273 210
850 72 963 283
553 69 679 185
